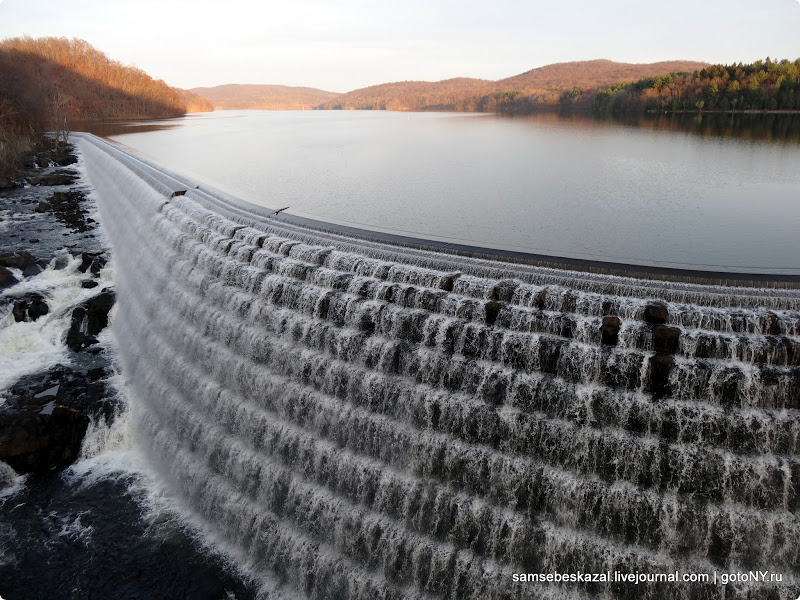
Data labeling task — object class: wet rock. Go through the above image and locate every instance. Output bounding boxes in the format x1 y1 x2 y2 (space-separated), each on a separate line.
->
653 325 681 354
26 169 78 187
601 299 618 316
440 272 461 292
643 302 669 324
46 148 78 167
490 279 518 302
601 316 621 346
81 280 99 289
0 365 114 474
649 354 674 399
0 408 90 473
12 293 49 322
534 289 548 310
45 190 93 233
23 263 43 277
560 291 577 313
484 301 503 326
0 177 22 191
765 311 783 336
65 288 116 351
77 252 107 275
28 145 77 168
0 250 43 273
0 265 18 289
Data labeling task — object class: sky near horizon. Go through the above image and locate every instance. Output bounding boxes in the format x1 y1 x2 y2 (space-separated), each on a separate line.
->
1 1 799 92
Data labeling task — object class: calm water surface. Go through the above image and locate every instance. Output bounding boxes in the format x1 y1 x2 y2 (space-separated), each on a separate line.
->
103 111 800 273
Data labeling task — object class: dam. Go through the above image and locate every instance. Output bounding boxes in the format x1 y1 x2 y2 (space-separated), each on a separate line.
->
74 132 800 600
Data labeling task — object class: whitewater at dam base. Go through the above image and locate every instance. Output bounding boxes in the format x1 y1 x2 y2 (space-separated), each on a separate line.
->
79 132 800 599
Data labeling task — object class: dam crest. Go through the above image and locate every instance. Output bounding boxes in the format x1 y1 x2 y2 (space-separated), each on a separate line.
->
75 133 800 600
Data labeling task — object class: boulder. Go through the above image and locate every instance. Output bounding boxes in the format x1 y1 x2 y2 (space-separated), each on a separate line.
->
26 169 78 187
78 252 107 275
49 149 78 166
0 265 18 289
0 250 45 276
12 293 49 322
65 288 116 351
0 407 89 473
0 177 21 191
0 365 113 473
29 144 78 168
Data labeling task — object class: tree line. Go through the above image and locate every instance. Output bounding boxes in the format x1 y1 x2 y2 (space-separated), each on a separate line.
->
495 58 800 116
315 61 708 113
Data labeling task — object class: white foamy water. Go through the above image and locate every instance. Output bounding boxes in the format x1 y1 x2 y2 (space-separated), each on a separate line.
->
73 132 800 600
0 255 115 396
0 461 25 500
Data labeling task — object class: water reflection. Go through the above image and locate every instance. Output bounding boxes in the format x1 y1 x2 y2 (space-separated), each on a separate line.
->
627 113 800 144
71 120 181 137
503 111 800 144
76 110 800 145
85 109 800 272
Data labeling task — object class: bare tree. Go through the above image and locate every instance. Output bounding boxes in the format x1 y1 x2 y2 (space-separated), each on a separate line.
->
49 85 70 152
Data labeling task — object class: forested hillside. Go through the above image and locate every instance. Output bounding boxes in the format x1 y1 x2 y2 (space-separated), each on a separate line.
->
317 61 709 112
494 58 800 115
190 84 338 110
317 78 495 111
588 58 800 115
495 60 708 93
0 36 212 178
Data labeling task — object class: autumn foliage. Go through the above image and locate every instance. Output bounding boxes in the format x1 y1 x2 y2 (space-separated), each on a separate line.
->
586 58 800 115
0 36 212 121
0 36 212 177
190 84 339 110
315 61 709 112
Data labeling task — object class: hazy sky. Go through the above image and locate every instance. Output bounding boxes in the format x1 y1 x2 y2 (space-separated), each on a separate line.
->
1 0 799 92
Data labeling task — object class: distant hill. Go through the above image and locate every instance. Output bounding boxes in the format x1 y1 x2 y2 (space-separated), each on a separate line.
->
496 59 709 91
190 84 339 110
317 78 495 111
317 60 710 112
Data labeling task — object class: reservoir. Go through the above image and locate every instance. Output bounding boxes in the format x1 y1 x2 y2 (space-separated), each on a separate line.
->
105 110 800 274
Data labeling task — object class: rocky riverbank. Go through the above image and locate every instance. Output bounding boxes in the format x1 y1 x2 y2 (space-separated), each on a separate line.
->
0 141 116 473
0 139 255 600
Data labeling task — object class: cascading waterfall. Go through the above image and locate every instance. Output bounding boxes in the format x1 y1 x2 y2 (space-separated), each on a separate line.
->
74 132 800 600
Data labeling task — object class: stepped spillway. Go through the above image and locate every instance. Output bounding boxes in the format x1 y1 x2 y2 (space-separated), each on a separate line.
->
74 133 800 600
